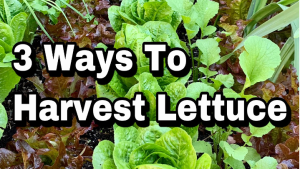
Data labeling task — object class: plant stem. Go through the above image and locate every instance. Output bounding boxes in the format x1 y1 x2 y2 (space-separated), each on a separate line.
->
23 0 54 43
189 38 197 82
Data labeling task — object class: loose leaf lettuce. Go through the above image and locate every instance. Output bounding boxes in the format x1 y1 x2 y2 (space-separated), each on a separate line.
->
92 140 115 169
113 141 139 169
0 66 20 103
239 36 281 91
155 128 197 169
108 0 181 32
0 104 7 139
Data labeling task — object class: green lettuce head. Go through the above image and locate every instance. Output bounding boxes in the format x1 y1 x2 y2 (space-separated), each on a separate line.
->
108 0 182 32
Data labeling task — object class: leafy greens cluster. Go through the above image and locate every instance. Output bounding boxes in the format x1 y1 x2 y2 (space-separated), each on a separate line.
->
93 124 211 169
40 0 116 47
108 0 182 32
0 118 96 168
0 0 30 139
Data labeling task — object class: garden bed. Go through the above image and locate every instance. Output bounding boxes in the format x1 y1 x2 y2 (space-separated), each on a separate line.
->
0 0 299 169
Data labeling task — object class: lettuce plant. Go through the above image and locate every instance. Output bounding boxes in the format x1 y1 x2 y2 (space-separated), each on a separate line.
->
96 22 191 120
0 10 29 139
108 0 182 32
93 123 212 169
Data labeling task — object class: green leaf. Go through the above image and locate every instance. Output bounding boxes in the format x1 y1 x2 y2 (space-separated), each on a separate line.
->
113 141 139 169
219 141 248 161
211 74 234 89
198 67 217 78
115 126 139 145
294 28 299 38
155 128 197 169
92 140 115 169
192 0 219 30
95 43 108 51
142 90 157 121
0 39 12 53
9 12 27 43
239 36 281 91
184 22 200 40
0 46 5 61
143 2 173 23
109 72 128 97
249 123 275 138
247 0 268 19
0 22 14 46
195 153 212 169
270 37 294 83
2 52 15 62
196 38 220 67
125 84 139 99
129 143 171 168
193 141 213 157
223 89 241 99
156 67 179 89
165 0 193 16
179 125 198 139
143 21 181 46
223 156 245 169
131 2 146 25
119 10 138 25
3 0 11 24
186 82 216 99
0 67 20 103
164 82 187 111
252 157 278 169
135 164 177 169
241 134 252 146
96 82 119 101
176 69 191 85
139 72 162 95
244 147 261 163
170 12 182 30
202 26 217 37
22 13 38 43
136 125 171 145
108 6 124 32
0 104 7 139
245 0 298 36
102 159 117 169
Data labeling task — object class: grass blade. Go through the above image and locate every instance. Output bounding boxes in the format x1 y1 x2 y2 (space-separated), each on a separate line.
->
270 37 294 83
23 0 54 43
291 19 299 76
219 1 299 64
244 0 298 36
247 0 267 19
43 0 76 37
57 0 86 19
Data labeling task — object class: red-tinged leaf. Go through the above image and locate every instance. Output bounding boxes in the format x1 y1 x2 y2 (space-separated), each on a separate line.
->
67 155 84 169
36 53 45 66
278 159 299 169
15 140 44 169
37 147 59 166
40 0 115 47
8 118 94 168
284 137 299 152
27 77 45 93
218 0 251 24
70 74 96 100
43 142 67 169
0 148 23 167
43 69 74 98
